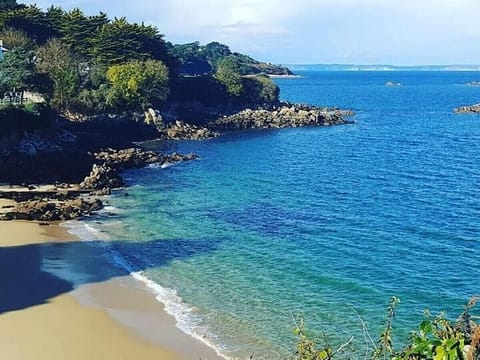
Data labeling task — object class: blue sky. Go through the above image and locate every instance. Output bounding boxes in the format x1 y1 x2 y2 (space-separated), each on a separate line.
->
24 0 480 65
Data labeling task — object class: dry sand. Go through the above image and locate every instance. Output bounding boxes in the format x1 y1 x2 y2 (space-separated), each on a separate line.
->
0 200 223 360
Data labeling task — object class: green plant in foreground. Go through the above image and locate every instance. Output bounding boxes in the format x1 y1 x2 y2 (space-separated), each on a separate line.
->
294 296 480 360
374 296 400 360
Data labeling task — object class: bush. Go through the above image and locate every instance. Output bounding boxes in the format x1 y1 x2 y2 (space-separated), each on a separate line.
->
242 75 279 104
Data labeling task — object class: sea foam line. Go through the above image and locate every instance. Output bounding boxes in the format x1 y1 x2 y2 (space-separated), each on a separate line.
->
61 219 230 360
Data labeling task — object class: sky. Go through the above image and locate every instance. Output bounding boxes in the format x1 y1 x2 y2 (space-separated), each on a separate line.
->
23 0 480 65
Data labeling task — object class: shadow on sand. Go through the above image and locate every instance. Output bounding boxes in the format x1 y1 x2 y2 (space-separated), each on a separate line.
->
0 237 222 314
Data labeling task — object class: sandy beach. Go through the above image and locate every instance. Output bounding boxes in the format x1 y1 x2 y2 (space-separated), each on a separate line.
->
0 199 222 360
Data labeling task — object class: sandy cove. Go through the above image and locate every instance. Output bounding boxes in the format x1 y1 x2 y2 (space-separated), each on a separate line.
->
0 199 222 360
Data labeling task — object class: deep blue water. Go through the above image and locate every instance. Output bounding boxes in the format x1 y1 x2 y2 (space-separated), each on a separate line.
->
91 71 480 358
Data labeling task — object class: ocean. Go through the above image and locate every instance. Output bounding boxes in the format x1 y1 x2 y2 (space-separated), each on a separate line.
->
71 71 480 359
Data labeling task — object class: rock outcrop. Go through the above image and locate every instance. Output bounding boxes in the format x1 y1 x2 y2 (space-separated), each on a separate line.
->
92 147 199 169
80 163 123 190
209 104 354 131
454 104 480 114
159 121 219 140
79 148 199 191
1 197 103 221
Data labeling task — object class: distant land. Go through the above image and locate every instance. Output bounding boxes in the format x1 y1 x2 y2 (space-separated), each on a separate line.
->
284 64 480 71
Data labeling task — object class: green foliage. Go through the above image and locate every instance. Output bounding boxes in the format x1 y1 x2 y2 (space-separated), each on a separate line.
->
0 3 282 114
242 75 280 104
106 59 169 110
60 8 108 59
0 27 34 50
91 18 169 66
294 317 334 360
203 41 232 66
295 297 480 360
0 46 35 92
373 297 401 360
36 39 79 110
0 0 19 12
215 56 243 96
69 87 108 116
0 5 58 44
168 41 212 75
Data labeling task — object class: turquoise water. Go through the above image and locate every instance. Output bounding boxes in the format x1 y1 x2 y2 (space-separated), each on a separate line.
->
90 71 480 358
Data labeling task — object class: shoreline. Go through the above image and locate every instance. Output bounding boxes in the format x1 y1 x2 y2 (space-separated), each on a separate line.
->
0 204 223 360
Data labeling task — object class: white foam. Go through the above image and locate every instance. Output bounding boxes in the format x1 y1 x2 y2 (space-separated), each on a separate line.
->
61 219 230 359
147 162 174 169
130 271 230 360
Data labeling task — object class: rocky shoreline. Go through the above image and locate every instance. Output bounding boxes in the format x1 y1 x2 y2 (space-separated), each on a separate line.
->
154 103 355 140
209 104 354 131
0 148 199 221
0 102 354 222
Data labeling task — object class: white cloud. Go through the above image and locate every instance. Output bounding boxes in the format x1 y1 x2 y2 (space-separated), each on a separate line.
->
22 0 480 64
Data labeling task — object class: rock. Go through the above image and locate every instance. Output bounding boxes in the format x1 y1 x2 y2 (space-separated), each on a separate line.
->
80 163 123 190
79 148 199 192
159 121 219 140
1 197 104 221
209 103 354 131
454 104 480 114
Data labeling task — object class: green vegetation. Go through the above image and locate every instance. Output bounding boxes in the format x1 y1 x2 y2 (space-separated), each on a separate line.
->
105 60 169 111
0 0 282 121
167 40 293 76
295 297 480 360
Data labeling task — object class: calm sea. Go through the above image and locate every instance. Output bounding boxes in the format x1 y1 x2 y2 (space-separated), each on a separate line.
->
77 71 480 359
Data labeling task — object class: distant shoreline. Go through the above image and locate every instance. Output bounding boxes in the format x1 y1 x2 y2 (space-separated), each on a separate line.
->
284 64 480 72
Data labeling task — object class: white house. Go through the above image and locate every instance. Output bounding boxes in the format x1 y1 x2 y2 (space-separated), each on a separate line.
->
0 40 8 62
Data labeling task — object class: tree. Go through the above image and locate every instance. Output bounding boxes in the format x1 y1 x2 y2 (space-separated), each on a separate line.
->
0 5 58 44
36 39 79 109
0 0 19 12
0 28 34 50
0 46 35 92
242 75 279 104
169 41 212 75
60 8 108 59
91 18 169 66
204 41 232 67
215 56 243 96
105 59 169 110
